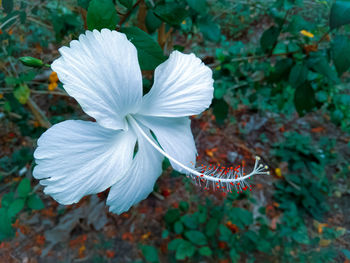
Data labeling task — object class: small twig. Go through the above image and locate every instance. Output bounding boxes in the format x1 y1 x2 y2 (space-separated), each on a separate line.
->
0 15 19 29
317 29 332 44
117 0 142 27
152 191 165 201
31 89 70 97
26 97 52 129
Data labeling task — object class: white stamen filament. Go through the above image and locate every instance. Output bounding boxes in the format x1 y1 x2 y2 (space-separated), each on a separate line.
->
128 115 269 190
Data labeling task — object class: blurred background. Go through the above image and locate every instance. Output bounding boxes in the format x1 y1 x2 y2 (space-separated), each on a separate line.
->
0 0 350 262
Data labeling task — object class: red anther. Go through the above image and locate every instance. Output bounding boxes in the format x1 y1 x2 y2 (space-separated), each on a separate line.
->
217 186 220 189
230 182 234 185
243 186 247 191
237 182 240 185
201 170 205 173
218 180 221 183
224 171 228 175
211 174 214 176
237 192 239 194
222 186 225 188
200 174 204 177
201 164 204 167
213 166 216 169
216 182 219 185
249 189 252 191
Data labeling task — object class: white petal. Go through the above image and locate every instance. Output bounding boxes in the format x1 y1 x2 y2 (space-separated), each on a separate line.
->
139 51 214 117
51 29 142 130
107 126 163 214
33 120 136 205
135 115 196 173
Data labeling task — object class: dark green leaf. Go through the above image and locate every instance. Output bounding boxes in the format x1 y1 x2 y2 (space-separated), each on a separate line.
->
1 192 14 208
199 246 212 256
168 238 183 251
229 208 253 229
141 245 159 263
184 230 207 245
2 0 14 14
120 27 166 70
0 208 14 239
260 26 280 53
230 248 240 263
17 178 31 197
198 17 221 42
186 0 207 13
174 221 184 234
181 214 197 229
14 84 30 104
294 84 316 116
175 240 196 260
212 98 228 125
289 64 308 88
145 11 162 33
164 209 180 224
153 3 189 26
179 201 189 212
307 56 338 82
77 0 91 9
205 218 218 237
27 194 45 210
329 0 350 29
87 0 119 30
8 198 25 218
118 0 134 9
331 35 350 75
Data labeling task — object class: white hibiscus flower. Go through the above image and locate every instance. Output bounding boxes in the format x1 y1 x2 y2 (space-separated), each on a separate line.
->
33 29 268 214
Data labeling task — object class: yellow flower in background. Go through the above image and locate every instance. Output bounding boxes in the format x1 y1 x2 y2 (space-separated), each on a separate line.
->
300 30 314 38
49 71 58 83
48 71 59 91
0 93 3 99
275 168 282 177
48 82 58 91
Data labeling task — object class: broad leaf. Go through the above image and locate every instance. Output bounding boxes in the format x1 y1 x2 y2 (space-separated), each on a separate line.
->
260 26 280 53
17 178 31 197
141 245 159 263
289 64 308 88
87 0 119 30
331 35 350 75
198 17 221 42
186 0 207 13
329 0 350 29
153 2 189 26
2 0 14 14
121 27 166 70
184 230 207 245
27 194 45 210
8 198 25 218
294 84 316 116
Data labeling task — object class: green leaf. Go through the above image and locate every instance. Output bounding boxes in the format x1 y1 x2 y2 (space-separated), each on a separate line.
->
187 0 207 13
329 0 350 29
205 218 218 237
331 35 350 76
8 198 25 218
168 238 183 251
307 56 338 82
174 221 184 234
120 27 166 70
87 0 119 30
175 240 196 260
145 11 162 34
1 193 14 208
229 208 253 229
199 246 212 256
212 98 228 125
78 0 91 9
230 248 240 263
141 245 159 263
14 84 30 104
164 209 180 224
0 208 14 240
294 84 316 116
27 194 45 210
19 56 44 68
292 225 310 244
260 26 280 53
184 230 207 245
118 0 134 9
289 64 308 88
153 3 189 26
2 0 14 14
181 214 197 229
179 201 189 212
17 178 31 197
198 17 221 42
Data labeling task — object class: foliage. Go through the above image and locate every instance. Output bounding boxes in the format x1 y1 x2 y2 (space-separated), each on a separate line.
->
0 0 349 261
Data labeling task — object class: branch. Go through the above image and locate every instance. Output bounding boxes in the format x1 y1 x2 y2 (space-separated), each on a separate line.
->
26 97 52 129
117 0 142 28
